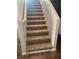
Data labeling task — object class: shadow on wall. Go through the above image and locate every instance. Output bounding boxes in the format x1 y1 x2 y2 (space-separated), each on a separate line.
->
51 0 61 17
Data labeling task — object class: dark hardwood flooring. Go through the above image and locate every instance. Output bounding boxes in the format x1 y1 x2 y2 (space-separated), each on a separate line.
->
17 32 61 59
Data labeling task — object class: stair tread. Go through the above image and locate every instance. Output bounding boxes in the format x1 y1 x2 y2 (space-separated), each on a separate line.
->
27 4 41 6
27 35 51 45
27 24 46 27
27 9 42 13
27 12 43 14
27 7 41 9
27 42 52 52
27 30 49 37
27 35 50 41
27 9 42 11
27 1 40 4
27 19 45 22
27 14 43 16
27 16 44 18
27 5 41 7
27 6 41 7
27 25 47 31
27 16 45 20
27 21 46 25
27 16 44 19
27 29 48 33
27 3 41 5
27 20 46 25
27 12 43 16
27 10 42 12
27 2 40 3
27 6 41 8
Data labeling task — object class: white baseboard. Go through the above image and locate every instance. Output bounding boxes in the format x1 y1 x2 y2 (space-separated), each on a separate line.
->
52 48 56 51
22 52 27 55
26 49 52 55
22 48 56 55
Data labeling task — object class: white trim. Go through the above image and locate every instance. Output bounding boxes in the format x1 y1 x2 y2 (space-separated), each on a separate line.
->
53 19 60 48
22 48 56 55
22 52 27 55
17 0 25 21
23 0 27 21
26 48 56 55
17 20 27 56
52 48 56 51
17 0 27 55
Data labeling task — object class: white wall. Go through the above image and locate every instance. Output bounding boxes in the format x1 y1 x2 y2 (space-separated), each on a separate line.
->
40 0 60 48
17 0 25 20
17 0 27 55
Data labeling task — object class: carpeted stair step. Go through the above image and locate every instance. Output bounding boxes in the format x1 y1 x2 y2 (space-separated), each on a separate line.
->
27 29 49 37
27 21 46 25
27 6 41 9
27 9 42 12
27 4 41 6
27 7 41 9
27 16 45 20
27 5 41 8
26 42 52 52
27 35 51 45
27 12 43 16
27 24 47 31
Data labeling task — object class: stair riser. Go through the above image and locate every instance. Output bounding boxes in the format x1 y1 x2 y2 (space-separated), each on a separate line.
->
27 21 46 25
27 26 47 31
27 32 49 37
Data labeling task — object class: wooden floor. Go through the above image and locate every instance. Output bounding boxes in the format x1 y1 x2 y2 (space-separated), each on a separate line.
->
17 33 61 59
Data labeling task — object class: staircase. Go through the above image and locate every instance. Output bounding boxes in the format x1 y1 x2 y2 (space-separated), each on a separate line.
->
26 0 52 52
17 0 60 55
